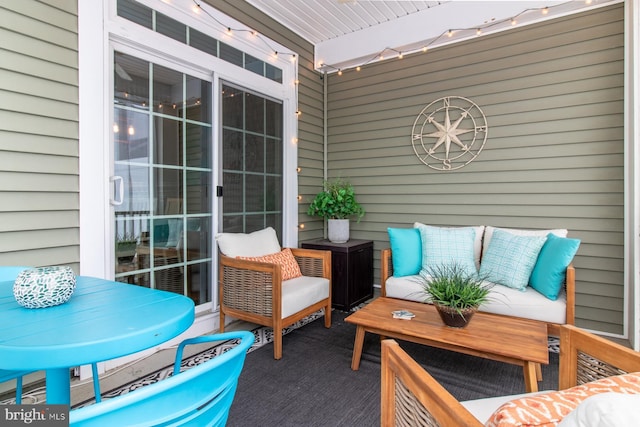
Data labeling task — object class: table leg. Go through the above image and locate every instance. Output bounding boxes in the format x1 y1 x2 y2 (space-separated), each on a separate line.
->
351 326 365 371
46 368 70 404
523 362 539 393
535 363 542 381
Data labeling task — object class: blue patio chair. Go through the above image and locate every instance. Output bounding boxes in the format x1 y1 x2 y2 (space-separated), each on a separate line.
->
69 330 255 427
0 266 102 404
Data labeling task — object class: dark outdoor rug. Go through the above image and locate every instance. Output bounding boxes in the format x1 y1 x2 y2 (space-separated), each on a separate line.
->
226 310 559 427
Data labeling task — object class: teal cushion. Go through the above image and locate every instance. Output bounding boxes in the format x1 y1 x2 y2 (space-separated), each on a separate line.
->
529 233 580 300
387 228 422 277
416 224 477 277
479 229 547 290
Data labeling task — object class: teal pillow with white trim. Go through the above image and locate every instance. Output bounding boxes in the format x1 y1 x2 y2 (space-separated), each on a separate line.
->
416 224 477 277
479 229 547 291
387 227 422 277
529 233 580 300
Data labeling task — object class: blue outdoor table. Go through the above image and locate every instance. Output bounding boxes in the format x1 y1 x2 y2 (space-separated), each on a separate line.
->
0 276 195 405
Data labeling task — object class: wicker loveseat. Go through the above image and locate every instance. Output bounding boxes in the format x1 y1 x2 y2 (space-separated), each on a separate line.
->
381 224 579 336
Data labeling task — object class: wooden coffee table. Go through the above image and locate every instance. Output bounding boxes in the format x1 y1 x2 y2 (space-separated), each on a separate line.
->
345 297 549 392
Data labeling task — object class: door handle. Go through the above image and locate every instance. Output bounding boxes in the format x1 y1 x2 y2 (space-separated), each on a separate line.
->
110 176 124 206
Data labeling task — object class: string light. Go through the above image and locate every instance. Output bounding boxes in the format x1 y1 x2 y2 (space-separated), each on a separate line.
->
191 0 297 61
319 2 583 76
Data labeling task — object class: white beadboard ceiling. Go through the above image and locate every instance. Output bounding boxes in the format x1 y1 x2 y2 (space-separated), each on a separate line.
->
243 0 622 73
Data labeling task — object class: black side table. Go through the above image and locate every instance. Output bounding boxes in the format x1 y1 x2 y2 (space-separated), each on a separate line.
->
301 239 373 311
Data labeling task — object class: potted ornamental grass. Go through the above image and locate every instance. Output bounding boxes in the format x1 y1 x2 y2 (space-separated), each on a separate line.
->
416 263 494 328
307 178 365 243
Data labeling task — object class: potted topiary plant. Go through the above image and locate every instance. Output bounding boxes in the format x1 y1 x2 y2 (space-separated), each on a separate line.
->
307 178 365 243
415 263 494 328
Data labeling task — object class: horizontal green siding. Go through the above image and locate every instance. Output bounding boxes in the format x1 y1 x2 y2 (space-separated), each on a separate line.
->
0 0 79 267
320 4 624 334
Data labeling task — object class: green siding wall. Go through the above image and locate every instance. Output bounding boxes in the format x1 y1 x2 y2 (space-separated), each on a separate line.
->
0 0 79 268
320 4 625 334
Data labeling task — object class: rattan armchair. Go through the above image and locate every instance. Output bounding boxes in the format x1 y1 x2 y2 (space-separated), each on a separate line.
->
381 324 640 426
219 247 331 360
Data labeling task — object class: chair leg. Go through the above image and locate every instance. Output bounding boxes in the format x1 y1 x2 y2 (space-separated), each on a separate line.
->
324 303 331 328
273 320 282 360
219 310 226 333
91 363 101 403
15 377 23 404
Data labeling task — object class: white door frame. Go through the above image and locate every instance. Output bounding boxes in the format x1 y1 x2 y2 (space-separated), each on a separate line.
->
78 0 299 377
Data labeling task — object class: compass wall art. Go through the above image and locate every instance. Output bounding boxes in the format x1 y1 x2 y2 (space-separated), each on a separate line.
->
411 96 489 171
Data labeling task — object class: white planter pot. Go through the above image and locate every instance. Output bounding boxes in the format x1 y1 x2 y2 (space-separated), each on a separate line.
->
328 219 350 243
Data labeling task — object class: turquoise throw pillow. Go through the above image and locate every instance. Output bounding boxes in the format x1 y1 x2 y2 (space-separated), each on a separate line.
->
387 228 422 277
479 229 547 291
416 224 477 277
529 233 580 300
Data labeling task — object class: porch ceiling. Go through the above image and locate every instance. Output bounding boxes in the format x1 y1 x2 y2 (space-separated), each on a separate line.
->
243 0 622 73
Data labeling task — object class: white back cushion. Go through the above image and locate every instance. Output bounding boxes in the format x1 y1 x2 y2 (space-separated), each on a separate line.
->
215 227 281 257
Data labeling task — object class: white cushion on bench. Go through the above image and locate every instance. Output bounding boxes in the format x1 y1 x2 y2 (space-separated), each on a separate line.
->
384 275 567 324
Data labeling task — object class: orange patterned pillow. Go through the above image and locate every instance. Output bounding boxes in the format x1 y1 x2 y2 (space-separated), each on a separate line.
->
486 372 640 427
237 248 303 281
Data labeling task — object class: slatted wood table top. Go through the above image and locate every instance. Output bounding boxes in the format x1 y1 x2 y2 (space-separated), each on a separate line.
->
345 297 549 392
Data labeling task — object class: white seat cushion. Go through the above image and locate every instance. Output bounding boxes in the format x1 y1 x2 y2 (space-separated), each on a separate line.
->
384 274 425 302
482 282 567 324
384 276 566 324
281 276 330 318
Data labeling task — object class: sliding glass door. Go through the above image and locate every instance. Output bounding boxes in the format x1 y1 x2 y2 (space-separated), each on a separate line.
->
112 51 213 305
221 83 283 237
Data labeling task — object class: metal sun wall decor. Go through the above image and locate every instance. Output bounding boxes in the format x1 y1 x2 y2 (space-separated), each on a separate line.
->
411 96 488 171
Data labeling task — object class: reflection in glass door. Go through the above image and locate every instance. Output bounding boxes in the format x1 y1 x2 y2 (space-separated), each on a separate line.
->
112 51 213 305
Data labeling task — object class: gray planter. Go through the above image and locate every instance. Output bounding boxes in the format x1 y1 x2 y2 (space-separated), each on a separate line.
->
328 219 349 243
